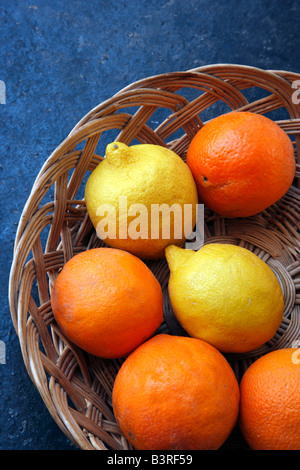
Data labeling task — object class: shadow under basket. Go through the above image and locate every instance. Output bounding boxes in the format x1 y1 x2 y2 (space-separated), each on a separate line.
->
9 64 300 450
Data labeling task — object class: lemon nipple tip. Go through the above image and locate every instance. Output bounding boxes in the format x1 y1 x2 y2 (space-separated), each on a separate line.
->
165 245 195 272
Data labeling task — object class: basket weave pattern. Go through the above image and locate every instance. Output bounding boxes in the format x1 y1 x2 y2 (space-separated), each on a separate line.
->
9 64 300 450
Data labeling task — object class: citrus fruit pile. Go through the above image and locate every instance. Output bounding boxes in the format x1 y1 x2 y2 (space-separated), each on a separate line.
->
50 111 299 450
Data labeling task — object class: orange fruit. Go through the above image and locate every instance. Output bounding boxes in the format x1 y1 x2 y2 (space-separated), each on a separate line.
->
186 111 295 217
112 334 240 450
239 348 300 450
50 248 163 358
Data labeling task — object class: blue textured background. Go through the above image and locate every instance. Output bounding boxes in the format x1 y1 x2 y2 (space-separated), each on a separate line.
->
1 0 300 450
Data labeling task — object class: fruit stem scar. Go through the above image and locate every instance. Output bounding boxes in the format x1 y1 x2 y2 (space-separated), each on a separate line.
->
203 176 208 181
113 144 118 149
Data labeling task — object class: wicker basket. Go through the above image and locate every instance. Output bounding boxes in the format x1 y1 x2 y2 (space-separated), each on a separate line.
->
9 64 300 450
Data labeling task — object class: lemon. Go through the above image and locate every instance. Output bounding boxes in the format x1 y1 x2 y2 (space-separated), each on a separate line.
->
85 142 198 259
165 243 284 353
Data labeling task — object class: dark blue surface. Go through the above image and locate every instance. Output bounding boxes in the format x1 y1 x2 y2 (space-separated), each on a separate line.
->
1 0 300 451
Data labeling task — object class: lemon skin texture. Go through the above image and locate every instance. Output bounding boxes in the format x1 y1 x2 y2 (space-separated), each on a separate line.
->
165 243 284 353
85 142 198 260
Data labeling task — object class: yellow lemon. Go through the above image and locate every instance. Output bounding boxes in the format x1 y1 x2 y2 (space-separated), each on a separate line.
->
165 243 284 353
85 142 198 259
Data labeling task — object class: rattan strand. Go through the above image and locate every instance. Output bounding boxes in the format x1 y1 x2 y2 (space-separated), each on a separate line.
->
9 64 300 450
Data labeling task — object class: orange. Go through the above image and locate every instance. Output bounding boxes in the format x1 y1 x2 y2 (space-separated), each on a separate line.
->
112 334 240 450
239 348 300 450
50 247 163 358
186 111 295 217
